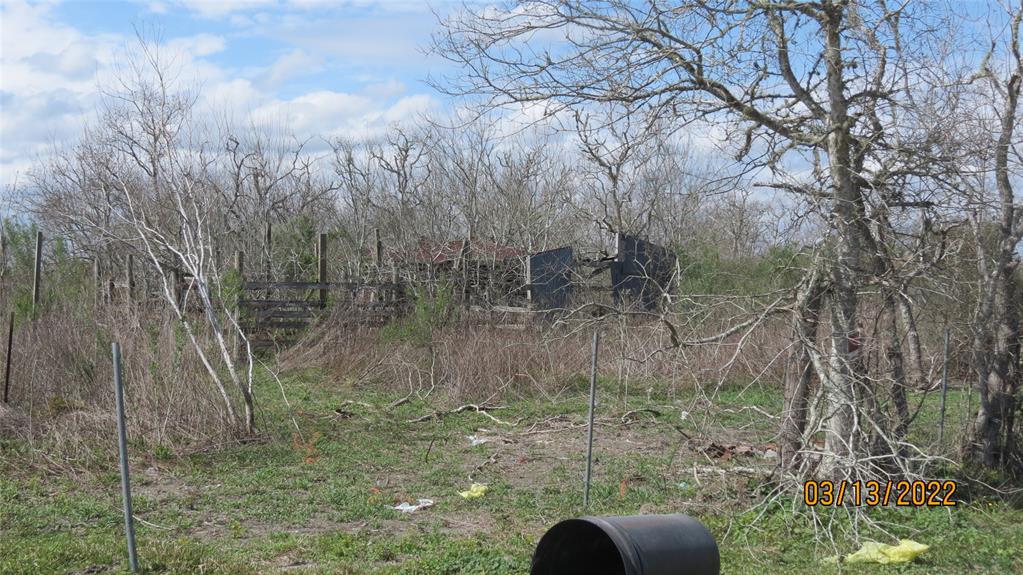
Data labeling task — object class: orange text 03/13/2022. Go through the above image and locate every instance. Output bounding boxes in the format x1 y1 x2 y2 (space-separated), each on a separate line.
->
802 480 958 507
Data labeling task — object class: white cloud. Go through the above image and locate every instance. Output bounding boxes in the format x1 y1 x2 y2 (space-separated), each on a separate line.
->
363 79 407 100
203 77 263 111
256 48 321 89
0 1 119 186
381 94 436 124
249 89 437 138
484 99 573 140
173 0 438 19
166 33 227 57
0 0 447 189
174 0 279 19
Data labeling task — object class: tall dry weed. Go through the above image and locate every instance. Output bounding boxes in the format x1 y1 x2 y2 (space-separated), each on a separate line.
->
0 296 239 465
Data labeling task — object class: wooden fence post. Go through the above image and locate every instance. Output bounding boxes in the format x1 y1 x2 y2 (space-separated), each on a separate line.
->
31 231 42 312
125 254 134 303
94 258 102 308
373 227 382 268
234 251 245 361
373 228 383 302
264 220 273 280
460 233 472 305
524 255 533 307
3 312 13 404
318 233 328 308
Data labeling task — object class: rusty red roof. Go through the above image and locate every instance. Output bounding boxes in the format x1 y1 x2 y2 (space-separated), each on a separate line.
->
406 238 525 264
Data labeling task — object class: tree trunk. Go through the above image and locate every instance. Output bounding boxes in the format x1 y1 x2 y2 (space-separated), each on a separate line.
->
886 295 910 451
972 14 1021 469
975 268 1020 467
820 5 863 476
897 293 927 391
781 265 825 468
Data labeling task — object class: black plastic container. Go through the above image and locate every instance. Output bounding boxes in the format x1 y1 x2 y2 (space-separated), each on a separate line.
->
530 514 719 575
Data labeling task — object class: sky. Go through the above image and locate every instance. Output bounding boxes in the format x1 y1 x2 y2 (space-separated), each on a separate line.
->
0 0 465 189
0 0 1012 195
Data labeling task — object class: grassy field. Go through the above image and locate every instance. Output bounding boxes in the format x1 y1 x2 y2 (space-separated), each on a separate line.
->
2 369 1021 574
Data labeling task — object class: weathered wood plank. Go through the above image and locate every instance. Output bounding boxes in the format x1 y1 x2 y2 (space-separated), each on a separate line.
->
242 319 311 329
246 336 297 346
241 280 401 288
245 309 317 320
239 299 325 309
243 281 332 290
318 233 328 307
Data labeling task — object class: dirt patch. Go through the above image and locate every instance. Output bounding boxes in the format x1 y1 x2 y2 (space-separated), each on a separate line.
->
190 514 388 541
459 415 683 491
428 509 499 536
133 465 193 500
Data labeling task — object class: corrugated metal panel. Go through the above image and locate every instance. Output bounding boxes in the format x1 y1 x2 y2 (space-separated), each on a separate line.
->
529 246 574 310
611 234 675 311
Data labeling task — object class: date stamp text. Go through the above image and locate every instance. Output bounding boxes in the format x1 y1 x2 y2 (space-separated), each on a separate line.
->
802 480 958 507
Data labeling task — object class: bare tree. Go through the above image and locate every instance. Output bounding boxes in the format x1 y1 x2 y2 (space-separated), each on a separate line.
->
433 0 956 476
954 4 1023 469
29 35 258 434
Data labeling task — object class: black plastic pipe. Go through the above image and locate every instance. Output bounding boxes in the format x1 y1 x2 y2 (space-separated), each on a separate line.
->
531 514 719 575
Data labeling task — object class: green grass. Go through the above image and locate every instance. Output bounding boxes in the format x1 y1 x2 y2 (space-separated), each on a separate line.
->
1 370 1021 574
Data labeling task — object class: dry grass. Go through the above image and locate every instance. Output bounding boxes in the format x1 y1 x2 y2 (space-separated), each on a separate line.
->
0 298 239 465
282 305 793 405
1 287 795 467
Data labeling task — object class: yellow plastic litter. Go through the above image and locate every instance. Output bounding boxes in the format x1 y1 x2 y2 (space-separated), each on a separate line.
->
459 483 489 500
845 539 929 564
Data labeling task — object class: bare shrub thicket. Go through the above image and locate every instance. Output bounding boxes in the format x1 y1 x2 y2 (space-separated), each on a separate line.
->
432 0 1023 489
282 295 792 408
0 298 237 465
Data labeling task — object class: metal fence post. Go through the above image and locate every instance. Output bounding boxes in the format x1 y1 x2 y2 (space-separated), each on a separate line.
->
3 312 13 404
113 342 139 573
584 330 600 509
31 231 42 312
939 327 950 446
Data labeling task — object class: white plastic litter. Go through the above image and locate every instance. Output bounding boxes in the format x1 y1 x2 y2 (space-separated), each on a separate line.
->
467 435 490 446
393 499 434 513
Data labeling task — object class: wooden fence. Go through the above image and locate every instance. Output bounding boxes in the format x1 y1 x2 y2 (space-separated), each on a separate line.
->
235 233 408 351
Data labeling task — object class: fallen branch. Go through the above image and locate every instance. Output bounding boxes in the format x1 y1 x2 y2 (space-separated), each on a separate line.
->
471 452 500 479
388 391 414 410
333 399 377 420
406 404 516 426
518 418 618 436
519 414 571 434
336 400 376 410
134 515 174 531
424 437 436 463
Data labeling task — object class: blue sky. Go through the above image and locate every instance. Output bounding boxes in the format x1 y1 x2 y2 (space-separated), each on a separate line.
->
0 0 465 188
1 0 1014 194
